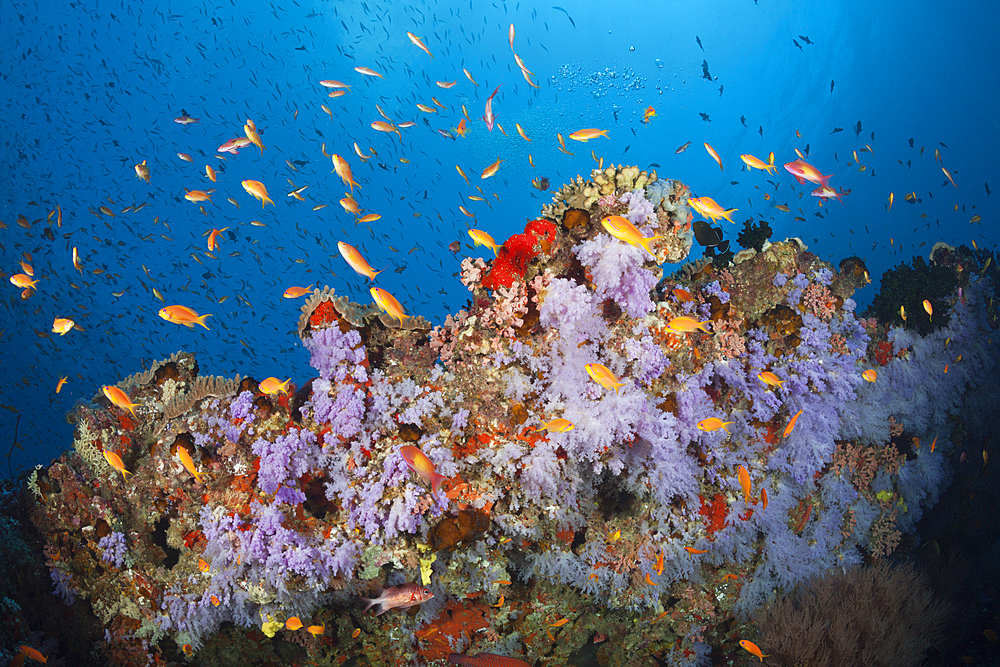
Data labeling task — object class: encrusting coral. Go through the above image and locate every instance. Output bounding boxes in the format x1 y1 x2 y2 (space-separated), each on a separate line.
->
25 168 997 667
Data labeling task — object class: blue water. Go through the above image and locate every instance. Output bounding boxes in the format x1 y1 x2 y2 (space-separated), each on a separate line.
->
2 0 997 475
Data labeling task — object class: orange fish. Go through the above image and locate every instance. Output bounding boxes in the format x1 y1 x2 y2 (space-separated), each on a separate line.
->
685 546 708 554
704 142 723 171
371 286 409 324
689 196 737 223
207 227 228 252
205 165 217 182
52 317 75 335
740 154 777 173
783 409 803 437
481 157 503 179
760 487 768 510
177 446 206 483
339 242 384 281
198 558 210 572
601 215 662 261
739 640 770 662
10 273 39 290
468 229 501 256
666 316 711 334
259 377 290 395
283 285 313 299
286 616 304 631
103 385 139 417
184 189 212 203
307 623 325 637
455 118 468 138
56 376 68 393
159 305 212 329
642 106 656 123
354 65 383 78
923 299 933 320
569 128 608 142
757 371 785 388
698 417 734 433
332 154 361 193
531 418 575 433
18 647 46 665
371 120 401 139
399 445 448 497
243 119 265 152
241 180 274 208
585 363 626 394
103 450 131 480
737 465 751 502
134 159 150 183
862 369 877 382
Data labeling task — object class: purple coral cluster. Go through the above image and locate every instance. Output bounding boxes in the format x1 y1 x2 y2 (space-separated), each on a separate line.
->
251 428 319 499
304 325 368 382
98 531 127 568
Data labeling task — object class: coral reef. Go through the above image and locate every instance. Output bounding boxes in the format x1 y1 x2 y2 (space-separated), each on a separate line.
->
23 168 998 667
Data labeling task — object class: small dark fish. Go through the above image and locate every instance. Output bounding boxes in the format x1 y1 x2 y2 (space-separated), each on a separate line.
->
799 35 812 44
986 182 992 197
793 39 802 50
701 60 712 80
675 141 691 154
830 79 835 93
758 125 763 137
939 141 949 148
692 219 723 247
719 84 724 96
831 127 843 134
854 120 862 136
699 113 711 122
696 36 703 51
448 241 461 253
909 138 914 148
648 162 661 168
623 145 630 154
551 6 576 28
43 227 55 241
740 115 746 127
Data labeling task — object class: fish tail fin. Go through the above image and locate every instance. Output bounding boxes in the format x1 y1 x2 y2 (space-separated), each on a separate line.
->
765 164 778 174
723 208 737 222
359 597 380 614
263 196 274 208
430 471 449 498
819 174 833 188
638 236 662 259
370 267 387 281
197 314 213 330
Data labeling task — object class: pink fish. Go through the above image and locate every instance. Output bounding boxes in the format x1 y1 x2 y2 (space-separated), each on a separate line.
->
810 185 851 202
784 159 833 187
482 84 502 131
174 115 200 124
217 137 252 154
360 582 433 616
448 653 530 667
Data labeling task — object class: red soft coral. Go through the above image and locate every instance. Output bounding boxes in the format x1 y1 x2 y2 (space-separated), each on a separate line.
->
481 219 557 290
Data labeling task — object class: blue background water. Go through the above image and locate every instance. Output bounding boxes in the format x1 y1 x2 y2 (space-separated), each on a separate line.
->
1 0 997 475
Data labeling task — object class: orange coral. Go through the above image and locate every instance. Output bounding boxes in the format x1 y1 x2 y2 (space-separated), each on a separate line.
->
415 599 491 661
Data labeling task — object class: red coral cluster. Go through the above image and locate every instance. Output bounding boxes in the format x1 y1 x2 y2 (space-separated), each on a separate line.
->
699 493 728 535
481 219 556 290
